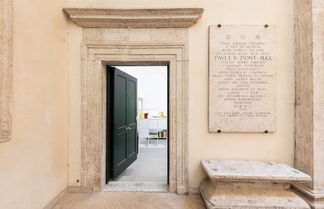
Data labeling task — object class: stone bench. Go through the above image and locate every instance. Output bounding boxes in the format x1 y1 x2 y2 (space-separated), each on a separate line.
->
200 160 311 209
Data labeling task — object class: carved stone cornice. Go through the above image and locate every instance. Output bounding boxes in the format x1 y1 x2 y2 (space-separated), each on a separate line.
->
63 8 204 28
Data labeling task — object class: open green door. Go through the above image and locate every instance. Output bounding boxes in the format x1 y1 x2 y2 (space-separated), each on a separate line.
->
110 67 138 179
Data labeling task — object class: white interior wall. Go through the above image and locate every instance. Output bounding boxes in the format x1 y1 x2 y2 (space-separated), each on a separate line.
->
117 66 168 117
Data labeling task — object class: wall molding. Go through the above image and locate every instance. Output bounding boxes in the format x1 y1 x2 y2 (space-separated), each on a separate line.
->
43 187 67 209
63 8 203 28
0 0 13 142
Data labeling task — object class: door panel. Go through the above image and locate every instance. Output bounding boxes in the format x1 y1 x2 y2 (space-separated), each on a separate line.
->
114 74 128 172
127 79 137 157
115 75 127 128
110 67 138 179
116 133 127 167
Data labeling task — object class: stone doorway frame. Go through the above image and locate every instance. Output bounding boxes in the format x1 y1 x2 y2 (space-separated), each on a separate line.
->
80 41 189 194
64 8 204 194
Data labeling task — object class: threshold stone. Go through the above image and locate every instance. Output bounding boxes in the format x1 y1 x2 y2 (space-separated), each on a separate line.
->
200 160 311 209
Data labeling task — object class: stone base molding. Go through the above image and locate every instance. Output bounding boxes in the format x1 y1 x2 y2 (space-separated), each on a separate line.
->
43 187 67 209
200 160 311 209
201 180 310 209
67 186 82 193
0 0 13 142
293 184 324 209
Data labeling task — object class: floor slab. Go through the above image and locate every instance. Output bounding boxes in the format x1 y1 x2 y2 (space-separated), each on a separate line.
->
113 147 167 183
51 192 206 209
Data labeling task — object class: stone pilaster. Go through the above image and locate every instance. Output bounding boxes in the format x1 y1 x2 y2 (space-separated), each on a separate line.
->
294 0 324 208
0 0 13 143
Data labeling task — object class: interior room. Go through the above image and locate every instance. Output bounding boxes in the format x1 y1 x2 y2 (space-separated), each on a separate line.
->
108 66 168 184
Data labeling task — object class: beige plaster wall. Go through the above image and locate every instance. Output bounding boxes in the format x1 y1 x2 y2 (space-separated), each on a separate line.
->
0 0 69 208
67 0 295 189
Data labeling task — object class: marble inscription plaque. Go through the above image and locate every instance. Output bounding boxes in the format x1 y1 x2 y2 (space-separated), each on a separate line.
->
209 25 276 132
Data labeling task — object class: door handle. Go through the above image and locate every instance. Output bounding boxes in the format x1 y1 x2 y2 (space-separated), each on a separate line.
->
125 127 132 131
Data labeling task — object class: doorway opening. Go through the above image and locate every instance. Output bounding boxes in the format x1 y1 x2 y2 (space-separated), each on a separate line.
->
105 65 169 192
